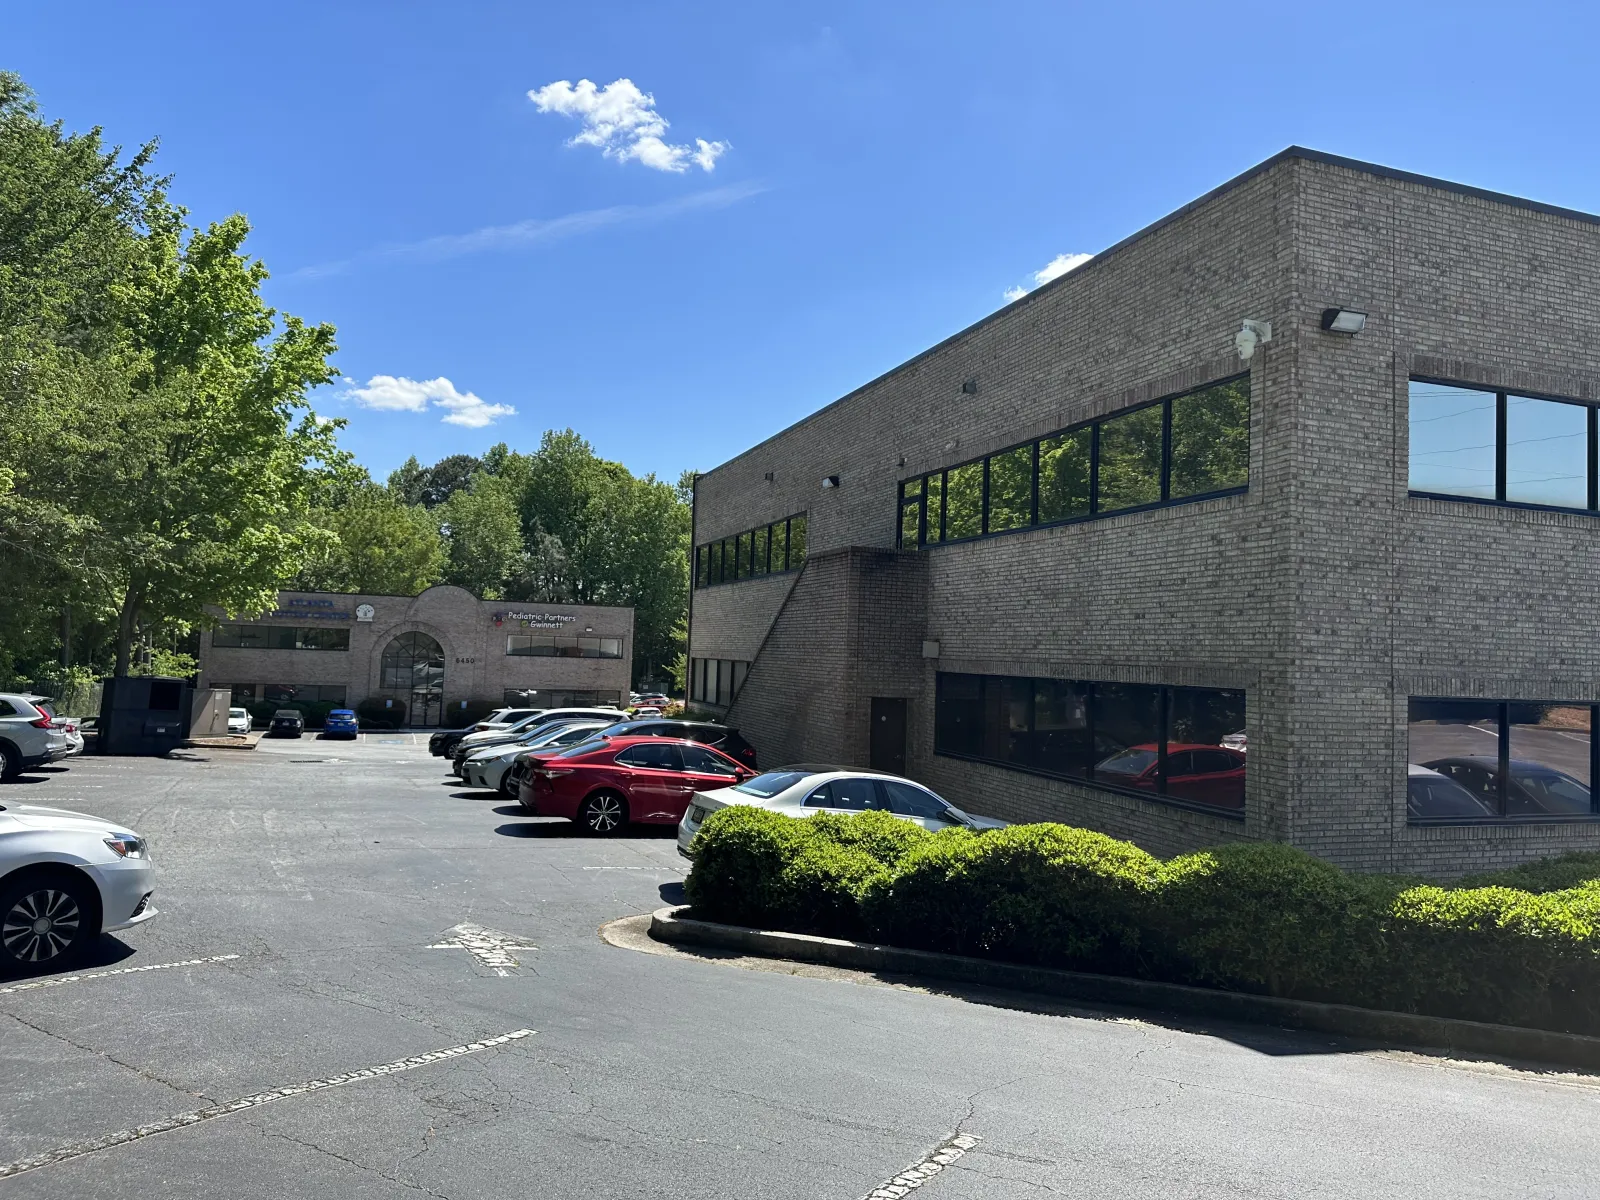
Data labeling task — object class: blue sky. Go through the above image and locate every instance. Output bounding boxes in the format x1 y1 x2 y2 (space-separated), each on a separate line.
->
8 2 1598 484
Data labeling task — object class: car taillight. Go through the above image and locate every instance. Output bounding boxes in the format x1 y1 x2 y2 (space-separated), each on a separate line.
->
28 714 52 729
535 768 573 779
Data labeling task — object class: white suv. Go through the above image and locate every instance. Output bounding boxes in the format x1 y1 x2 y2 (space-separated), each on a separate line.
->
0 694 71 780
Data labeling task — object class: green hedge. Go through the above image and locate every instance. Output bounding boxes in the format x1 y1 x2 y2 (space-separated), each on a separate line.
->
683 807 1600 1035
442 699 499 730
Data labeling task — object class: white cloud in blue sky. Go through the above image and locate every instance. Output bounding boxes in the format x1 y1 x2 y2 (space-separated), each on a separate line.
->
528 78 727 173
343 376 516 429
1004 252 1094 302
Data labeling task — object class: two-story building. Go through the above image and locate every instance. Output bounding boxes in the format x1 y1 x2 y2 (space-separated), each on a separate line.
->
199 586 633 726
687 147 1600 877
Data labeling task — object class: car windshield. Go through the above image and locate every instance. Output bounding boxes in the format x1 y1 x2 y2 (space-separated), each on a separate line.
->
1096 748 1157 776
1407 774 1494 818
734 770 814 798
1511 768 1592 813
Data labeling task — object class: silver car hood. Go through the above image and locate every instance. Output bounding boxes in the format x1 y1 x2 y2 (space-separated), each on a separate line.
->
0 804 134 836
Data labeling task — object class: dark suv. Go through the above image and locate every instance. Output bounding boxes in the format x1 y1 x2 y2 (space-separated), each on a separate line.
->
595 719 758 769
267 709 305 738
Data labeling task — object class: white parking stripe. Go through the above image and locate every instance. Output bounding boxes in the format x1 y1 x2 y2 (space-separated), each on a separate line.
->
0 1028 535 1180
0 955 241 996
861 1134 980 1199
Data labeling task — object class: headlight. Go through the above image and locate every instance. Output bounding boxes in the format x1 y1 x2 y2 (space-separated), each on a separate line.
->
105 835 146 859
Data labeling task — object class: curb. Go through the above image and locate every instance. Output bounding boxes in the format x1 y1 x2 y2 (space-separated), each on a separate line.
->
649 906 1600 1072
181 736 258 751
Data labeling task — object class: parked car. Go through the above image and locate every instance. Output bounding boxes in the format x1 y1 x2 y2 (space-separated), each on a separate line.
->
0 802 156 969
54 718 85 757
450 707 629 773
630 706 663 718
227 707 251 735
267 709 305 738
461 719 614 797
321 709 359 740
0 693 71 780
678 766 1006 857
428 708 541 758
518 736 755 835
1091 743 1247 810
1407 763 1495 819
594 718 759 770
1420 756 1592 816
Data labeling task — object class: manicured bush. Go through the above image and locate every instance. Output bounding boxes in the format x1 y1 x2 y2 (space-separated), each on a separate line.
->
684 806 814 927
864 824 1163 972
1460 852 1600 894
356 696 406 729
1155 843 1400 1001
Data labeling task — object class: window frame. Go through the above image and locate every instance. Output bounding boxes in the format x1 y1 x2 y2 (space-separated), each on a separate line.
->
897 375 1249 550
934 672 1246 819
693 513 809 588
1407 696 1600 825
1409 376 1600 515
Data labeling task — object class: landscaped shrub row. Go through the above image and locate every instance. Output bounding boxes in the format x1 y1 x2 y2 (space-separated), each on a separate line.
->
683 808 1600 1036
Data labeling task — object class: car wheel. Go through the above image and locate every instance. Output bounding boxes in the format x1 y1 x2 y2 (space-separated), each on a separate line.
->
0 742 18 781
0 871 96 970
578 791 628 836
500 772 519 800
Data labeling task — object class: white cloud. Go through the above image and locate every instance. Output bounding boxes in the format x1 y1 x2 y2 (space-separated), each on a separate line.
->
1004 251 1094 302
528 78 728 173
343 376 515 428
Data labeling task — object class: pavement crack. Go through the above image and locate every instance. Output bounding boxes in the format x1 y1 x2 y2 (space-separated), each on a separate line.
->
1 1009 215 1105
252 1124 454 1199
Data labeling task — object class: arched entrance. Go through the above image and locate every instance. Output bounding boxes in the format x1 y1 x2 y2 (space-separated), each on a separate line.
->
382 631 445 728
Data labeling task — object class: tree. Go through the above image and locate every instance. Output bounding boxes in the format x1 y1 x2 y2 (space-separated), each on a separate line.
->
295 482 445 596
437 473 523 598
0 74 343 677
387 453 482 508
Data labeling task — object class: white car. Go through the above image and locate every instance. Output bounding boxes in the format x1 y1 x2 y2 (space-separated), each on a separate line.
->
451 707 629 771
678 766 1006 857
1 803 156 969
54 718 86 757
227 707 251 735
0 693 71 780
460 719 614 797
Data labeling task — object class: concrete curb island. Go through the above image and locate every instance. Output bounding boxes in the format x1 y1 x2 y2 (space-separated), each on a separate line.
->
649 906 1600 1072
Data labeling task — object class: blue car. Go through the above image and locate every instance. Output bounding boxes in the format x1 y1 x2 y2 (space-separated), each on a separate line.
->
322 709 359 739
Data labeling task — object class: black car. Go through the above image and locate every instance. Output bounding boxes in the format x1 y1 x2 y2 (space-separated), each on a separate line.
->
594 719 759 769
430 729 469 757
1420 756 1592 816
267 709 305 738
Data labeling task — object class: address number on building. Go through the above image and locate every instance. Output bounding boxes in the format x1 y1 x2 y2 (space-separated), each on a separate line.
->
455 657 478 664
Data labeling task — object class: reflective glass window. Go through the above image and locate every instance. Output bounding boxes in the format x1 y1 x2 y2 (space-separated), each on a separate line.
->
1166 688 1246 811
925 473 945 543
1092 684 1163 789
1029 678 1093 778
1506 395 1588 509
1507 704 1592 816
901 500 921 550
945 461 983 539
770 519 788 571
788 514 807 567
1096 405 1163 513
881 780 949 819
695 545 709 588
1408 381 1498 499
1038 430 1091 523
1407 699 1503 816
751 526 770 576
981 674 1032 765
935 673 984 758
987 446 1033 533
1170 379 1249 499
599 638 622 659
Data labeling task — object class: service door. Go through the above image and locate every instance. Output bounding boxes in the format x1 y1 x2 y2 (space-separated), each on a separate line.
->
869 698 907 776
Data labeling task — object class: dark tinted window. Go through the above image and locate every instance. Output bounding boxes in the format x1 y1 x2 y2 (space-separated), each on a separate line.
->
935 673 983 758
805 778 887 811
880 780 949 819
616 743 682 770
681 746 739 776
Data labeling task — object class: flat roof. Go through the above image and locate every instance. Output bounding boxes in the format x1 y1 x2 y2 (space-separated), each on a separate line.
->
700 146 1600 482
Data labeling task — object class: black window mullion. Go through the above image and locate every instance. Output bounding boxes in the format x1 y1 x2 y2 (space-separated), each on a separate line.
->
1495 392 1508 502
1089 423 1101 515
980 457 991 536
1030 440 1040 526
1589 408 1598 511
1160 400 1173 503
1497 702 1510 817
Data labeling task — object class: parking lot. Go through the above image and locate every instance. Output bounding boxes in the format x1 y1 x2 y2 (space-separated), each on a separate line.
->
3 737 1599 1198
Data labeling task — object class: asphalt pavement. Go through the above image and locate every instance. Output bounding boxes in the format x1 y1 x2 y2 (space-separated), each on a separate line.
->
1 734 1598 1198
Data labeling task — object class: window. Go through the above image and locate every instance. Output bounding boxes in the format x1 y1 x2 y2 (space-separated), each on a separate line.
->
880 780 949 819
1096 405 1164 513
936 672 1246 816
1409 378 1600 511
688 657 751 706
381 631 444 693
507 635 621 658
694 513 808 587
735 770 812 797
1408 698 1597 822
212 624 348 650
681 745 739 776
227 684 256 706
616 742 682 771
804 777 887 811
263 684 347 705
898 375 1248 550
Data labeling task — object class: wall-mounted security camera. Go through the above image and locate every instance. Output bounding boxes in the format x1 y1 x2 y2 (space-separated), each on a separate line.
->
821 475 841 489
1235 319 1272 362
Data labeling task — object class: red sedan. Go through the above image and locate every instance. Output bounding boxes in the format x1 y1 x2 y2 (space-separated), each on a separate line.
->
517 736 755 835
1092 742 1246 810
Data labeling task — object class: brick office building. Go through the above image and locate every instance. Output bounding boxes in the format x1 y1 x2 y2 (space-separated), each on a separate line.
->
199 586 633 726
687 147 1600 877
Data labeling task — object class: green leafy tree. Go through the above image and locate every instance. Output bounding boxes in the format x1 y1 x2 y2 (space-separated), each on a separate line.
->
387 453 482 508
437 473 523 598
296 482 445 596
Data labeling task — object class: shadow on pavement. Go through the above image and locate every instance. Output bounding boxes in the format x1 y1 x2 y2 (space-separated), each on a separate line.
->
494 821 576 838
451 791 501 801
0 773 50 785
1 936 137 983
658 881 686 905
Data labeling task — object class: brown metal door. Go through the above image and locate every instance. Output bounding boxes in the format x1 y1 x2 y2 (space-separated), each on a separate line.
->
869 698 907 775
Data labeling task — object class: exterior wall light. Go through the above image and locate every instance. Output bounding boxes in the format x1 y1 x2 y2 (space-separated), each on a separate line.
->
821 475 841 489
1321 307 1367 334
